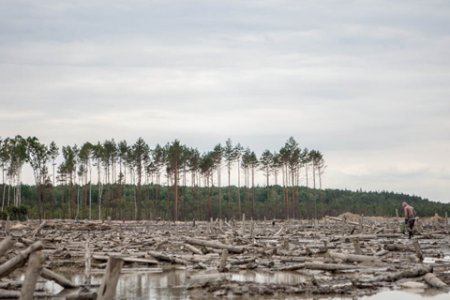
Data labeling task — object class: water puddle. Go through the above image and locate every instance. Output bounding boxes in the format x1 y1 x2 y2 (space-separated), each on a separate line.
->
361 290 450 300
36 270 449 299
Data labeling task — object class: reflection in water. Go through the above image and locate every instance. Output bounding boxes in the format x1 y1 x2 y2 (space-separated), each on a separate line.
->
231 271 307 285
56 271 450 300
361 290 450 300
71 270 189 300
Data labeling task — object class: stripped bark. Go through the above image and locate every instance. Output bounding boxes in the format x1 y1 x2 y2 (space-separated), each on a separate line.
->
424 273 448 289
328 250 380 264
0 241 43 278
217 249 228 272
185 237 245 254
0 237 13 257
20 251 43 300
41 267 77 288
96 256 123 300
31 220 47 238
147 250 188 265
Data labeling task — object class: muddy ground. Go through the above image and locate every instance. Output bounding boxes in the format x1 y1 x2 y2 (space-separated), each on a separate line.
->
1 213 450 299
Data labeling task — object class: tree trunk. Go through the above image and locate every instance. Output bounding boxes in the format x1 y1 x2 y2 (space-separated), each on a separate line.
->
96 257 123 300
20 251 43 300
0 241 43 278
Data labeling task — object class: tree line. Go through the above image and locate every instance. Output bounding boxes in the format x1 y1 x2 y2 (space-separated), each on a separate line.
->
3 185 448 221
0 135 325 220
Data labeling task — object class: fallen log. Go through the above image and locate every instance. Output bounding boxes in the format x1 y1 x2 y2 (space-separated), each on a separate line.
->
0 281 22 289
371 265 432 282
66 291 97 300
277 263 306 271
0 289 49 299
229 257 256 265
185 238 245 254
93 255 158 265
41 267 77 288
0 237 14 257
384 243 414 252
184 244 203 255
0 241 43 278
279 262 359 271
147 250 188 265
328 250 380 264
424 273 448 289
31 220 47 238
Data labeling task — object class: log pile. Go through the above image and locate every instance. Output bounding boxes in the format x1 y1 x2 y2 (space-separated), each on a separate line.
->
0 215 449 299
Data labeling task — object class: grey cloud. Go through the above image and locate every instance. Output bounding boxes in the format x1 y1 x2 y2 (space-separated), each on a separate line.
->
1 0 450 202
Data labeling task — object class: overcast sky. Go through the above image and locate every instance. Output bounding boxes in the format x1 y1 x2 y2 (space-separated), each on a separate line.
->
1 0 449 203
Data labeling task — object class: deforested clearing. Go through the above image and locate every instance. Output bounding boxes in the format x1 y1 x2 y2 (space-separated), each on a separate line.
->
1 215 449 299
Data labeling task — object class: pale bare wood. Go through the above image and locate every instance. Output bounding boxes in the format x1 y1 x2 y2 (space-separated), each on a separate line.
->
31 220 47 238
41 267 77 288
0 241 43 278
328 250 380 264
279 262 359 271
20 251 43 300
185 237 245 254
384 243 414 252
0 237 14 257
0 289 20 298
424 273 448 289
93 255 158 265
147 250 188 265
353 238 362 255
184 243 203 255
85 240 92 285
368 265 432 283
96 256 123 300
217 249 228 272
413 240 423 262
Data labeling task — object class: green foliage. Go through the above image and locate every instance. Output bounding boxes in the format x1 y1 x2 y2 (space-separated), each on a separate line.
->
2 206 28 221
3 183 449 220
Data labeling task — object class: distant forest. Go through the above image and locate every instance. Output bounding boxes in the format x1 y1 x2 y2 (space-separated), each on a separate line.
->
2 184 449 221
1 135 447 221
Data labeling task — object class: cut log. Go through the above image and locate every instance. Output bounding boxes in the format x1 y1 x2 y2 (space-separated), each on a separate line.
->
217 249 228 272
384 244 414 252
41 267 77 288
66 291 97 300
0 241 43 278
85 240 92 285
0 290 51 298
184 243 203 255
31 220 47 238
96 256 123 300
229 257 256 265
374 250 389 256
424 273 448 289
304 262 359 271
185 238 245 254
279 262 359 271
274 226 284 237
328 250 380 264
147 250 188 265
278 263 306 271
20 251 43 300
0 237 14 257
353 238 362 255
370 265 432 282
413 240 423 262
93 255 158 265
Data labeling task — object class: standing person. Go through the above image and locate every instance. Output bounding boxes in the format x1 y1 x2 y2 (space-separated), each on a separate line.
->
403 201 416 239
